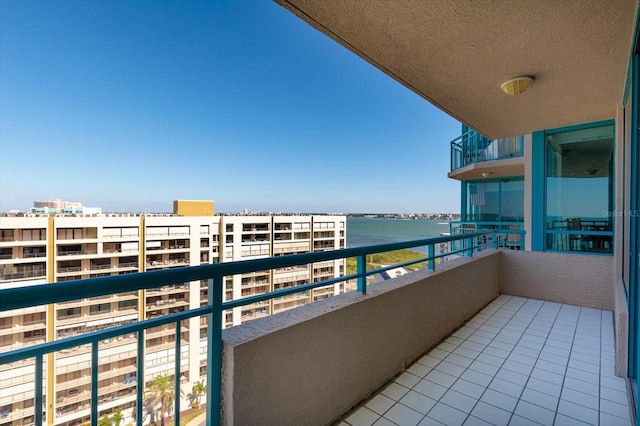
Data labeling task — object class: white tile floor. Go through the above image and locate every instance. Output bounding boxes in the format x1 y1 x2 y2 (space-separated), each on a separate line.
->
339 295 632 426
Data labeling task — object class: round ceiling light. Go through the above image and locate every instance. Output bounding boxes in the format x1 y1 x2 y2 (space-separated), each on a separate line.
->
500 76 533 96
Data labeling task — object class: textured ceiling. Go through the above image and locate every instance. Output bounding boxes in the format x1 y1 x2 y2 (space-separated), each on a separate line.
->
275 0 637 139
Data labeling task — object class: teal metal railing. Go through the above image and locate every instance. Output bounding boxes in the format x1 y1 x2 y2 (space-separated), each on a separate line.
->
545 219 613 254
450 221 525 251
0 230 495 426
451 130 524 171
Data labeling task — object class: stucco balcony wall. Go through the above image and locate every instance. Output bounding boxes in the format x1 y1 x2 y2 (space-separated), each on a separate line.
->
500 250 614 311
221 250 622 425
221 250 501 426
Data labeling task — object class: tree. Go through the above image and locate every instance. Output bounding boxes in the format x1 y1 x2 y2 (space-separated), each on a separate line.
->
112 407 124 426
191 380 206 407
98 414 111 426
144 374 177 426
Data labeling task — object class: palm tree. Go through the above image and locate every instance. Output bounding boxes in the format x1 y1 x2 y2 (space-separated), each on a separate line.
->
191 380 206 407
111 407 124 426
97 414 111 426
144 374 176 426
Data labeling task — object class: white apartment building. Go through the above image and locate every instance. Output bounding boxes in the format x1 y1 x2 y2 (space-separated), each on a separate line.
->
0 203 346 426
31 200 101 215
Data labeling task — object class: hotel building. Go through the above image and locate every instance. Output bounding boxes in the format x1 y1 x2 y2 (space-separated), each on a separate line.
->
0 201 345 425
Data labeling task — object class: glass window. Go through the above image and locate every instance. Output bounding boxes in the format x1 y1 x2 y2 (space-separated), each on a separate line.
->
500 179 524 221
545 123 614 253
466 182 499 221
465 178 523 222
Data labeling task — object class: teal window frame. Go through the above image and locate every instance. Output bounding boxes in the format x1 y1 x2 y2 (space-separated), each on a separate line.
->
533 120 616 255
628 22 640 422
461 177 524 223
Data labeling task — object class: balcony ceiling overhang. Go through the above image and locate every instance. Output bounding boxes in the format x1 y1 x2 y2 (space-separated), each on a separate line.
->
448 157 524 181
275 0 637 139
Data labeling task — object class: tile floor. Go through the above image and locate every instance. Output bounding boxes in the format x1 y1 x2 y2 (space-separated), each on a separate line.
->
339 295 632 426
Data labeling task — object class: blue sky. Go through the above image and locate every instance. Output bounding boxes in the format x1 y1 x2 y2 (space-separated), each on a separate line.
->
0 1 461 214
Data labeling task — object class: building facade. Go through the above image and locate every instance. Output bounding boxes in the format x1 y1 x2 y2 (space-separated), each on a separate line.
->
0 210 345 425
30 200 101 216
273 0 640 420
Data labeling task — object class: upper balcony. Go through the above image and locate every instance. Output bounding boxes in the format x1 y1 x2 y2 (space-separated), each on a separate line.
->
0 232 630 426
449 130 525 181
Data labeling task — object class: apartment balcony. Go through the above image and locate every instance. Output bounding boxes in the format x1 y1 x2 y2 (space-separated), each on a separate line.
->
339 294 626 425
56 365 136 393
451 222 525 251
449 130 525 181
0 265 46 281
273 241 311 254
55 335 137 359
222 250 628 425
103 242 140 254
145 283 189 296
145 297 189 312
145 324 189 339
0 319 46 337
0 404 38 425
0 248 47 261
241 235 270 243
0 232 631 426
145 257 190 269
145 241 190 253
242 224 270 233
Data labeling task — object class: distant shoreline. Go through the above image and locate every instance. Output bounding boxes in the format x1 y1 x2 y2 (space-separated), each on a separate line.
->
348 213 460 221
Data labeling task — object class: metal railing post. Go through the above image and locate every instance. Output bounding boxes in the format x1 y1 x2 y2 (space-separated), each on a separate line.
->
206 276 223 426
451 142 454 170
35 354 44 426
357 255 366 293
136 330 144 424
471 133 478 163
174 321 181 425
428 244 435 270
91 341 98 426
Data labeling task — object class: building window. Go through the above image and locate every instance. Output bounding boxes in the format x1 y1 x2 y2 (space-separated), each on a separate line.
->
57 228 83 240
90 303 111 314
58 307 81 320
465 178 524 222
545 122 614 253
0 229 14 242
118 299 137 310
23 329 45 340
22 228 46 241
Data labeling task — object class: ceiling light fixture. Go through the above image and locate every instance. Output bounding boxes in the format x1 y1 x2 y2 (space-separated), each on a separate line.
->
481 172 493 178
500 76 533 95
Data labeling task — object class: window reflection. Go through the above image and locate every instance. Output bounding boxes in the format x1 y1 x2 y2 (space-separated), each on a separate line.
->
545 124 614 253
466 179 523 222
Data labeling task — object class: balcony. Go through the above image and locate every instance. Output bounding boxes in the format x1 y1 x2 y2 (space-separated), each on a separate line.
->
340 294 627 425
0 232 630 426
449 130 524 181
0 265 46 280
451 222 525 251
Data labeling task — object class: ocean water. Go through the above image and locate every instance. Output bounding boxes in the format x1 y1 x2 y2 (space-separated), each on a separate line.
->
346 217 451 253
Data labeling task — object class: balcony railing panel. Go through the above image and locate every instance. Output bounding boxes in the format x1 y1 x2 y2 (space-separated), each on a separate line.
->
0 231 495 426
451 130 524 171
450 221 525 251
